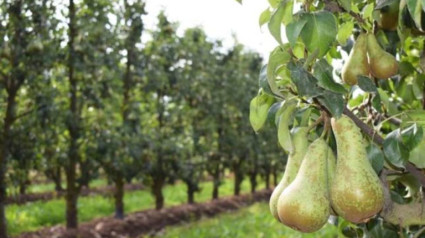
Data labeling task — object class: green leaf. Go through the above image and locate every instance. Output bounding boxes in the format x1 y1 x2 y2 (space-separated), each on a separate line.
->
397 174 421 198
362 3 375 21
282 1 294 25
337 22 354 45
357 75 377 92
259 64 275 96
402 110 425 127
249 92 275 132
338 0 351 12
317 90 344 117
268 2 286 44
287 61 323 97
268 0 280 8
286 14 308 47
259 8 272 27
266 46 291 96
299 11 338 57
383 129 409 168
313 59 347 94
266 102 283 126
372 93 382 113
366 144 385 174
409 135 425 168
234 0 242 4
401 124 423 151
406 0 423 30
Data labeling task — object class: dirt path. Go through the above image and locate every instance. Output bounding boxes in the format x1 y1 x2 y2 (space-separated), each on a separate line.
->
6 183 144 205
16 189 272 238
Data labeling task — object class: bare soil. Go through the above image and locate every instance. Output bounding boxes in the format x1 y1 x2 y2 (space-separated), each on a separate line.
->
15 189 272 238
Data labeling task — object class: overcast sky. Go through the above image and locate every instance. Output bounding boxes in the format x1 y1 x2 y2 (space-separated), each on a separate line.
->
143 0 278 57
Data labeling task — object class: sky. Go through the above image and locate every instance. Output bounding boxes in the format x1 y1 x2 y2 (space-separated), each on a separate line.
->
142 0 278 57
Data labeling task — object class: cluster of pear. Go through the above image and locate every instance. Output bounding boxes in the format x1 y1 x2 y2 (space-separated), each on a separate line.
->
342 33 398 85
269 115 385 233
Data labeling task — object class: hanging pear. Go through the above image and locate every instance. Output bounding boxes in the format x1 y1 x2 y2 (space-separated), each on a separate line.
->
277 138 331 232
270 127 309 221
377 0 400 31
330 115 384 223
367 33 398 79
341 33 369 85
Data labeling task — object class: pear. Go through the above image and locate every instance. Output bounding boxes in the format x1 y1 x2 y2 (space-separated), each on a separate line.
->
330 115 384 223
270 127 309 221
277 138 331 232
341 33 369 85
367 33 398 79
377 0 400 31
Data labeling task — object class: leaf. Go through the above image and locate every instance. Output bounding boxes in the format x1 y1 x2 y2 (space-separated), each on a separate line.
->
401 124 423 151
406 0 423 30
266 46 291 96
259 65 274 96
383 129 409 168
285 14 308 47
402 110 425 127
282 1 294 25
357 75 377 92
299 11 338 57
366 144 385 174
234 0 242 4
268 2 286 44
259 8 272 27
268 0 279 8
318 90 344 117
338 0 351 12
362 3 375 21
313 59 347 94
266 102 283 126
287 61 323 97
249 92 275 132
372 93 382 113
397 174 421 198
337 22 354 45
409 135 425 168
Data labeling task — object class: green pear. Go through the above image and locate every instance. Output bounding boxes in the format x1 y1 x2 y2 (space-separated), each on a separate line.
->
341 33 369 85
277 138 331 232
377 0 400 31
270 127 309 221
330 115 384 223
367 33 398 79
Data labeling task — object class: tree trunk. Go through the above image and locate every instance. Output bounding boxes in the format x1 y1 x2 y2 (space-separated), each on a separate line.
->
187 183 196 204
19 182 27 195
265 171 270 189
273 168 278 187
152 177 165 210
0 90 17 238
212 164 220 199
233 170 243 196
249 172 257 193
53 167 63 192
66 0 79 231
114 175 125 219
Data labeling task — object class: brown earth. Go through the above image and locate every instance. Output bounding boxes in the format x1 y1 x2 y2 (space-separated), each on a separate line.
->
6 183 144 205
16 189 272 238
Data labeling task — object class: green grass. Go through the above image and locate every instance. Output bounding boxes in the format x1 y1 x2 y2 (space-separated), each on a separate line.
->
7 176 265 236
159 202 339 238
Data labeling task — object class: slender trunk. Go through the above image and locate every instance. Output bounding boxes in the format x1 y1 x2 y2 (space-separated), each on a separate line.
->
187 183 195 204
273 169 278 187
249 172 257 193
114 175 125 219
152 177 165 210
265 171 270 189
233 164 243 196
66 0 79 230
0 90 17 238
212 164 220 199
19 182 27 195
54 167 63 192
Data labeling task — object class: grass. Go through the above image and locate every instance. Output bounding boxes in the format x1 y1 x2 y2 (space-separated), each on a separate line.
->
158 202 339 238
7 178 108 195
7 176 265 236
